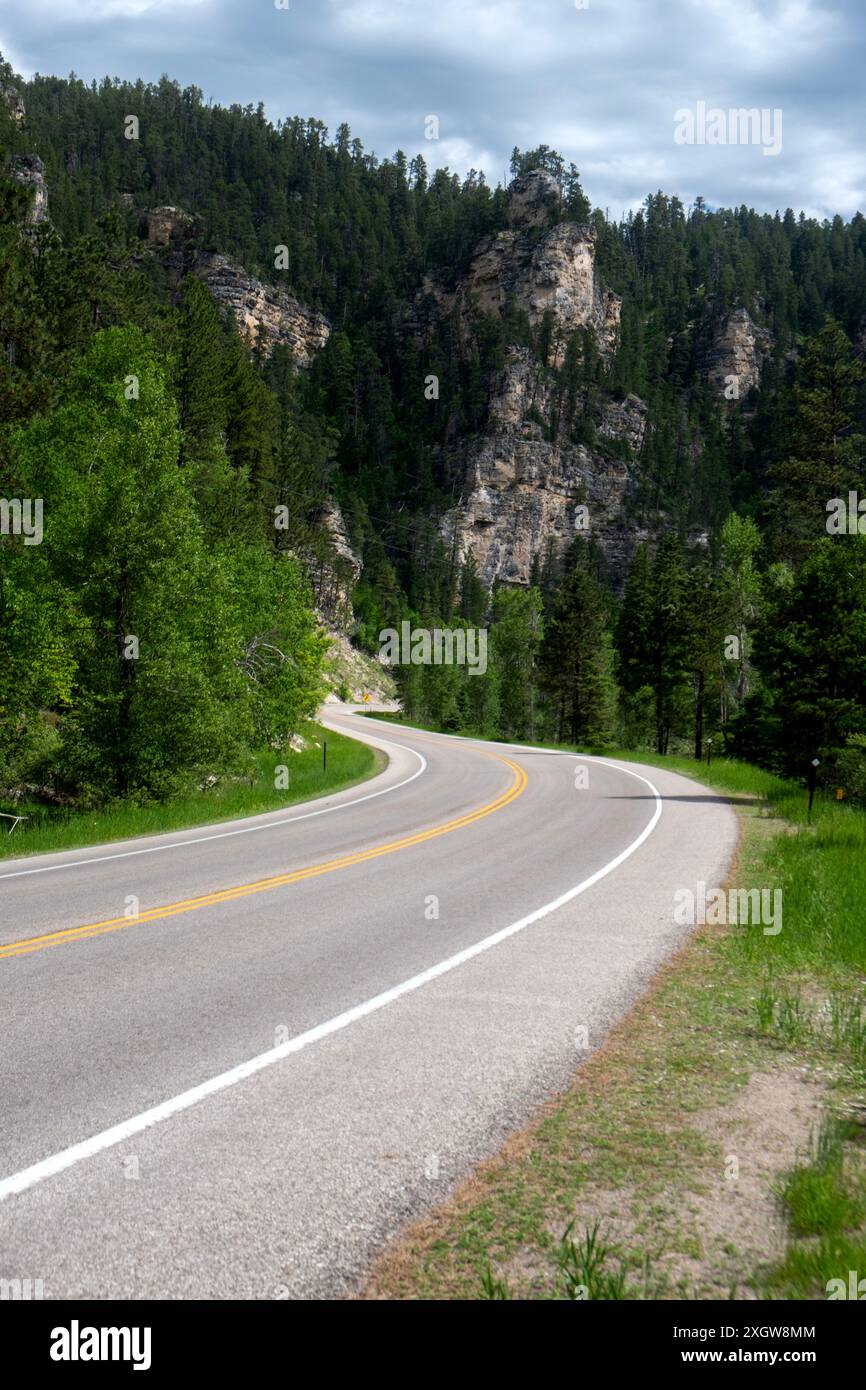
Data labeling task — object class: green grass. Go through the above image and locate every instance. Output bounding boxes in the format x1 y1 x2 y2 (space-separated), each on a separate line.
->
766 1234 866 1299
480 1221 650 1301
768 1117 866 1297
555 1221 632 1300
776 1120 865 1238
0 721 380 860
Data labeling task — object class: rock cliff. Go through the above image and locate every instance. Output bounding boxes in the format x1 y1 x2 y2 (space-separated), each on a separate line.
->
10 154 48 229
441 348 648 591
308 501 363 630
146 205 198 246
706 305 772 401
3 81 48 231
417 170 620 364
1 84 26 126
191 251 331 367
430 174 641 590
144 204 331 368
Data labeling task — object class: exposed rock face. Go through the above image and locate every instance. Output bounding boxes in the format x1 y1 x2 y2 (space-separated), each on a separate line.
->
192 251 330 366
441 349 647 591
426 178 637 591
146 205 197 245
417 170 621 364
506 167 562 230
306 502 362 629
599 393 649 453
3 88 50 237
1 84 26 125
143 203 330 368
706 306 772 401
10 155 48 228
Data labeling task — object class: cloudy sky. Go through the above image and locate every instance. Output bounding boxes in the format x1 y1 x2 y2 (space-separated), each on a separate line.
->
1 0 862 220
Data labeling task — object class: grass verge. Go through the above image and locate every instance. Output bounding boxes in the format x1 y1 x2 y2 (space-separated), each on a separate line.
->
0 720 381 860
360 731 866 1300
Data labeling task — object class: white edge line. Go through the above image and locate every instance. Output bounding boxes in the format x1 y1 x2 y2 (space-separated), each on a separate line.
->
0 758 662 1203
0 731 426 880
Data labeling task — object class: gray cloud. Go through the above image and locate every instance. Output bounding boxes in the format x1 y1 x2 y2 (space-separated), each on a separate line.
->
2 0 863 219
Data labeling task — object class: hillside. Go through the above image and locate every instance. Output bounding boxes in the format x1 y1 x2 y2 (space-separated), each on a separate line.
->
1 55 865 806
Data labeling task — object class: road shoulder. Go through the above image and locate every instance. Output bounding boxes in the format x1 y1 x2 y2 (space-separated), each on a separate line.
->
360 766 866 1301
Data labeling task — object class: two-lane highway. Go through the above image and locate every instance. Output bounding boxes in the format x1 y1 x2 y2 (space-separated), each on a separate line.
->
0 710 738 1297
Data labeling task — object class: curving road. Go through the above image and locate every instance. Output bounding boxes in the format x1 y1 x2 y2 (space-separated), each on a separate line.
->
0 709 738 1298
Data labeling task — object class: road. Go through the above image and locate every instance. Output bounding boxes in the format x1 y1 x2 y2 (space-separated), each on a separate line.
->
0 710 738 1298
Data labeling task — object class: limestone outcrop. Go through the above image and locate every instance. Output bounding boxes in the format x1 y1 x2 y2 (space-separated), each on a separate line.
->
3 88 49 231
146 205 198 245
416 169 621 364
423 173 643 590
441 349 648 591
192 251 331 366
10 154 48 228
1 84 26 125
706 305 772 401
305 502 362 630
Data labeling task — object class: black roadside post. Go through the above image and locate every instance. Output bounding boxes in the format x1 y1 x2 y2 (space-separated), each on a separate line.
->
323 738 328 774
706 736 713 767
808 757 820 820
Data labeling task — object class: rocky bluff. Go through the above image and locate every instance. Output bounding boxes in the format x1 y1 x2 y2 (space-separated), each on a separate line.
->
412 170 770 592
145 207 331 369
419 169 621 363
414 170 639 589
137 178 772 602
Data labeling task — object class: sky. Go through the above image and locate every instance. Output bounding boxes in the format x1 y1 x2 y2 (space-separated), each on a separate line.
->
1 0 863 221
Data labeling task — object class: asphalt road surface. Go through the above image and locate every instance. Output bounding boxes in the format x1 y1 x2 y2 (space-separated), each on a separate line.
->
0 709 738 1298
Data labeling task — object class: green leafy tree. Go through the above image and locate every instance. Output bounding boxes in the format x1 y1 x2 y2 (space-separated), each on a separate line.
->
718 512 762 732
11 327 325 799
490 585 543 739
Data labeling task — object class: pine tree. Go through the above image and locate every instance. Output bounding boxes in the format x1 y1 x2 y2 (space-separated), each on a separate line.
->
719 513 762 732
648 535 691 754
459 552 487 625
616 543 654 746
683 557 726 760
0 164 52 423
176 276 228 466
222 333 279 523
768 318 865 563
540 544 612 744
745 537 866 774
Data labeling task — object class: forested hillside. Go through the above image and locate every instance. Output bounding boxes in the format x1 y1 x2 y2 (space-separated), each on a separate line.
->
2 57 865 812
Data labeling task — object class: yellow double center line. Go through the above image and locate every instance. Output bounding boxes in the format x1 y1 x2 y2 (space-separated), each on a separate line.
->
0 752 527 961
